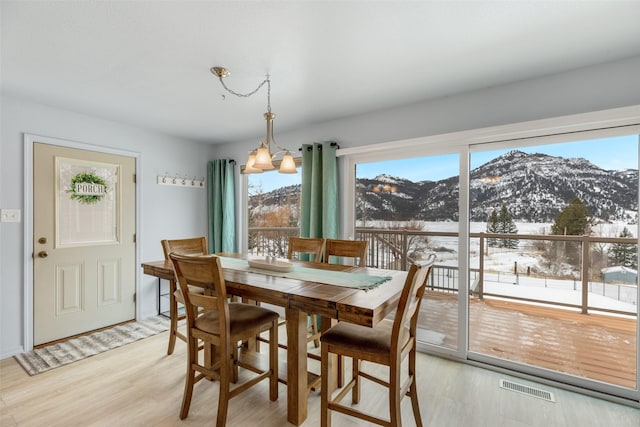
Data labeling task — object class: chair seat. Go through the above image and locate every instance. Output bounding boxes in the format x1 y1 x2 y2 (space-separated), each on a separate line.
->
195 302 279 337
321 319 409 361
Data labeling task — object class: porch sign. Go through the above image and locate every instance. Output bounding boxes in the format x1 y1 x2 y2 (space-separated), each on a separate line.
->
69 173 108 204
56 157 119 246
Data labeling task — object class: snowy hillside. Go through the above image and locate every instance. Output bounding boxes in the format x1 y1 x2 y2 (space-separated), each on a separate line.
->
356 150 638 223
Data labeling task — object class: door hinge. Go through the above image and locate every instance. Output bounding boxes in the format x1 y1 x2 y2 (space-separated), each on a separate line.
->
133 233 136 243
133 292 136 303
133 174 136 183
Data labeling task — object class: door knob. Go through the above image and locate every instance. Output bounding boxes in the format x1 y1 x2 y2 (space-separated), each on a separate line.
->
38 251 48 258
38 237 48 244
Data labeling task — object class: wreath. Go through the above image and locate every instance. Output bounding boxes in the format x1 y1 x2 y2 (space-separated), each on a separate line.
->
67 172 108 204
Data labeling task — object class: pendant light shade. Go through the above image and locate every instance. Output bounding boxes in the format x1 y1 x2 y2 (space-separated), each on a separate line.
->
279 152 297 174
243 151 263 173
253 143 275 170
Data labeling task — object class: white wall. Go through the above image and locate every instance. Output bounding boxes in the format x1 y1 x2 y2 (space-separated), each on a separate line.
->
0 96 215 358
214 55 640 161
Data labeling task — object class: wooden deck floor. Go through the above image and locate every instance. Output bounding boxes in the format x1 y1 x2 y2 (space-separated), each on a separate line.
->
418 291 637 389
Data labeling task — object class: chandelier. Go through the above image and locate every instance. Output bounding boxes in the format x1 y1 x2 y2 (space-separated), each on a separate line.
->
211 66 297 174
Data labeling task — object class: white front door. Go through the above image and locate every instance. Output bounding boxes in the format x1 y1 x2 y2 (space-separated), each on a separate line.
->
33 142 136 345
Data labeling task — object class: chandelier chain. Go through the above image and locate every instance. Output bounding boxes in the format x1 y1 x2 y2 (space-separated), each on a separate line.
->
217 75 272 112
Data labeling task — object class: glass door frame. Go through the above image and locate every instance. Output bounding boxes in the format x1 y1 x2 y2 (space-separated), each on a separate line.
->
338 107 640 405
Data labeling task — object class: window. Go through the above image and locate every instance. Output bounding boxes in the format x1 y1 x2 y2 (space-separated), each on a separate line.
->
246 165 301 256
355 153 460 351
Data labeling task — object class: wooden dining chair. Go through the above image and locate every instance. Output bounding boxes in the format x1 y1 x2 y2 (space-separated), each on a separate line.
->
169 253 279 426
287 236 325 262
161 237 208 355
324 239 368 267
286 237 326 347
320 253 436 427
321 238 369 383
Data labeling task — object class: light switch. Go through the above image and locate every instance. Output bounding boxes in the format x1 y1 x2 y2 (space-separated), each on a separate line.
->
1 209 21 223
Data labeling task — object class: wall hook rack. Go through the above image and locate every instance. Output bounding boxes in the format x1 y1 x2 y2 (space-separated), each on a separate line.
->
157 174 205 189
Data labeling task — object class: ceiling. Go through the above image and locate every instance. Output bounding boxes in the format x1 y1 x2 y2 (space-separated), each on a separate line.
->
3 1 640 144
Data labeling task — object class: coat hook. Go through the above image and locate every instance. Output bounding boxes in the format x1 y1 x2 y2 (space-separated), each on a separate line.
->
158 173 204 188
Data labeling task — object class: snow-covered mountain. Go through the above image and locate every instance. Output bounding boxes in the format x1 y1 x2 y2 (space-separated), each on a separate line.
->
359 150 638 223
470 150 637 222
251 150 639 224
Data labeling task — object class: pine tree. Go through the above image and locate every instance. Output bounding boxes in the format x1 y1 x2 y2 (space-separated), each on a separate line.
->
551 197 590 236
497 204 518 249
550 197 591 266
608 227 637 269
486 205 518 248
486 209 499 247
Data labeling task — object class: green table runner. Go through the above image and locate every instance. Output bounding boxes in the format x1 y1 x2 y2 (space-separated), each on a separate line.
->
218 256 391 291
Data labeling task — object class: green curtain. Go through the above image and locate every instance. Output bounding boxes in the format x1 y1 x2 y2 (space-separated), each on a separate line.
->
208 159 236 253
300 141 339 240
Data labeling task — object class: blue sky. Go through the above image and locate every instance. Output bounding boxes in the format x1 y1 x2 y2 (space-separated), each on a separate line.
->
249 134 638 191
248 166 301 194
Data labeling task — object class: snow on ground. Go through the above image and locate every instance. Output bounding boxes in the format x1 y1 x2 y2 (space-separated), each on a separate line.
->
483 278 637 312
362 220 639 311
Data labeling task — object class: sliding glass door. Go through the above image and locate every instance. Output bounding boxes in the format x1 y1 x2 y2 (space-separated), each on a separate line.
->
345 126 639 402
468 134 638 392
354 153 461 352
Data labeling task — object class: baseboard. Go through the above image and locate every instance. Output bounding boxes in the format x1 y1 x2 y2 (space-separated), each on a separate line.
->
1 345 26 360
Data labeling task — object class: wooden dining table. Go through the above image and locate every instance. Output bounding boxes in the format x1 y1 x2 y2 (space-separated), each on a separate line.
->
141 253 407 425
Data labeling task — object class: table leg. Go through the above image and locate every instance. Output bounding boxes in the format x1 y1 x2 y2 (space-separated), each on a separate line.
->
285 308 308 425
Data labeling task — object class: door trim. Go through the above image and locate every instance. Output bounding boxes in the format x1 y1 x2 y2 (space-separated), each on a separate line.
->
23 134 141 351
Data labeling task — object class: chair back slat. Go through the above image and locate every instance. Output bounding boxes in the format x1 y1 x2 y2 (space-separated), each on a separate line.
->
324 239 368 267
188 292 219 311
161 237 208 260
287 237 324 262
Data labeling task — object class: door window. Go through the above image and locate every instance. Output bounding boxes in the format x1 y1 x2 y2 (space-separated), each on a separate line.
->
56 157 119 246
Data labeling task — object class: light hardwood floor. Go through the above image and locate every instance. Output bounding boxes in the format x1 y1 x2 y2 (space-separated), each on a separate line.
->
1 330 638 427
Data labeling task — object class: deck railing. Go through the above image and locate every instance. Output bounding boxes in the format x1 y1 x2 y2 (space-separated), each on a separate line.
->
247 226 638 316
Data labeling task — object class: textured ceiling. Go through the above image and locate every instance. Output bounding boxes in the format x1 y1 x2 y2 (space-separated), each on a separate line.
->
3 1 640 143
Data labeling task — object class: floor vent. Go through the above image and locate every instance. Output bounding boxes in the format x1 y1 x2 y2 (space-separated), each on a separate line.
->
499 379 556 402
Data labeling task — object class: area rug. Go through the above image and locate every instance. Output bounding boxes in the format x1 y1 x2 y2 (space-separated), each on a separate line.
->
14 315 169 375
